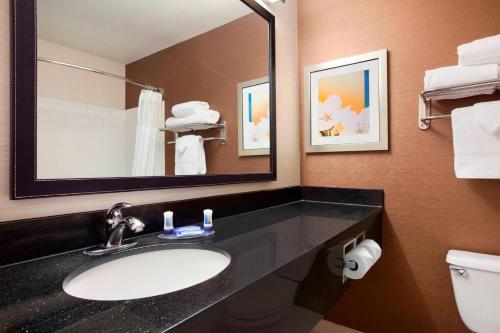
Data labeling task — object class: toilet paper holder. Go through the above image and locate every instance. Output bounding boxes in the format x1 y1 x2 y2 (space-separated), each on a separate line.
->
341 231 366 282
326 231 366 283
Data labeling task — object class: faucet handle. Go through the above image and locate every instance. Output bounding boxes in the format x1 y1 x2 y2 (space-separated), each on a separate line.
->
106 202 132 226
123 216 145 233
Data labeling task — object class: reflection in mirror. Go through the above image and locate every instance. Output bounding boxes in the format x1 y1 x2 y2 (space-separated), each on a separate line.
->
36 0 270 179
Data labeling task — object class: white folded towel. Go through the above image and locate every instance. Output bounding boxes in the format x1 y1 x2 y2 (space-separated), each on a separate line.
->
452 105 500 179
424 64 499 99
458 34 500 66
164 110 220 131
473 100 500 135
175 135 206 175
171 101 209 118
424 64 499 90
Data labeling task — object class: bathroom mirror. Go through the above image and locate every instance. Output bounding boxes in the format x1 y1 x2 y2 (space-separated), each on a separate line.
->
11 0 276 199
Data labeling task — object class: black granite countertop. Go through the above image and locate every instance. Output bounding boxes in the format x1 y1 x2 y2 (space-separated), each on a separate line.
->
0 201 381 333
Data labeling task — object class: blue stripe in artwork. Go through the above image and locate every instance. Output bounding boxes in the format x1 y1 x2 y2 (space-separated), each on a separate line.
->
248 93 253 123
364 70 370 108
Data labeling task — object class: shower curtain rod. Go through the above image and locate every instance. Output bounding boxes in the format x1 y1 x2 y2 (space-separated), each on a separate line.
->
37 57 165 97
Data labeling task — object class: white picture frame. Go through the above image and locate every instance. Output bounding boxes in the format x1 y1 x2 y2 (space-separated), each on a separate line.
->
304 49 388 153
237 77 270 156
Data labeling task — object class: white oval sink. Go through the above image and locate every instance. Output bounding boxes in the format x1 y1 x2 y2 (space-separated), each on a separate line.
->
63 247 231 301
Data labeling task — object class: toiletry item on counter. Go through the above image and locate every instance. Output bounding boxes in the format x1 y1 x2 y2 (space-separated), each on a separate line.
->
159 223 215 240
163 211 174 234
343 239 381 280
171 101 209 118
458 34 500 66
158 209 215 240
175 225 205 238
452 102 500 179
424 64 499 96
203 209 213 232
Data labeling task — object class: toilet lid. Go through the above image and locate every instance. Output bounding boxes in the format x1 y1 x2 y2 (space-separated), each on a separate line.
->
447 250 500 273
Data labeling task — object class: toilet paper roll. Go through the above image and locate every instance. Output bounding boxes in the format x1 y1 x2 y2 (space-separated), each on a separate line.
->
343 246 374 280
357 239 382 262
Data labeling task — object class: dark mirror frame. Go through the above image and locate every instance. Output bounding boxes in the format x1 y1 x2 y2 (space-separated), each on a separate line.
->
11 0 276 199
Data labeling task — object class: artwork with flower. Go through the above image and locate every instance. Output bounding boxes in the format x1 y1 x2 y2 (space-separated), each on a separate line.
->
305 50 388 152
317 70 370 137
238 77 270 156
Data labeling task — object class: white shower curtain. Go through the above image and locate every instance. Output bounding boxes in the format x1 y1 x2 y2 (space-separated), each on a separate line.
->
131 90 165 176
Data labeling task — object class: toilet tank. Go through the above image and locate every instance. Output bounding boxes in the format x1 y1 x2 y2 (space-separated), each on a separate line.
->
447 250 500 333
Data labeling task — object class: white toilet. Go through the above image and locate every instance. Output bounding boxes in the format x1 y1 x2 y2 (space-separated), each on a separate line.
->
447 250 500 333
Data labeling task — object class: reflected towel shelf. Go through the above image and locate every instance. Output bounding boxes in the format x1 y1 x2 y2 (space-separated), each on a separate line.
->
418 78 500 130
159 121 226 145
159 122 225 133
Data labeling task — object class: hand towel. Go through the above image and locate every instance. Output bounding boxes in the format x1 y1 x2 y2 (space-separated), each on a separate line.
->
164 110 220 132
175 135 206 175
473 100 500 135
171 101 209 118
458 34 500 66
452 106 500 178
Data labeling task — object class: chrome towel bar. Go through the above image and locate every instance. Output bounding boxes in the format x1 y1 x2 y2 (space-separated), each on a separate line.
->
418 78 500 130
162 121 227 145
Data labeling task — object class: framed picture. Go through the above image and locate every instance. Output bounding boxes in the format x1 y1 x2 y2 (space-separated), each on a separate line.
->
304 49 388 153
237 77 270 156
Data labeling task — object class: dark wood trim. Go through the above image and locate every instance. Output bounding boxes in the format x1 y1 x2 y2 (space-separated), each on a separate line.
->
11 0 277 199
241 0 277 178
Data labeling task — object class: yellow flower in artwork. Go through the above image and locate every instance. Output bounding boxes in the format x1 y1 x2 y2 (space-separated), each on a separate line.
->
332 122 344 136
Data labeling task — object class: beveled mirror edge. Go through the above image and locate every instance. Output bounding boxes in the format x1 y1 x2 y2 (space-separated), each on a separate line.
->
11 0 276 199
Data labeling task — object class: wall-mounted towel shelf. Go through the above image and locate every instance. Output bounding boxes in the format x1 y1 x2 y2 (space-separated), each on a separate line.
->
418 79 500 130
160 121 226 145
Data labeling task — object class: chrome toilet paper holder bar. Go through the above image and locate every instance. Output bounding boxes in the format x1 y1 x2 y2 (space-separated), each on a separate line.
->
344 260 357 270
342 231 366 283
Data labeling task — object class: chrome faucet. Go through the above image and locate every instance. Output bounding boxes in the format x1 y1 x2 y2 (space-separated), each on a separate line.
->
105 202 144 247
84 202 145 256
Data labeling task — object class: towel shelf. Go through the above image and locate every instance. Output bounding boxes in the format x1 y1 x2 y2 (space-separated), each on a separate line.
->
418 78 500 130
160 121 226 145
159 122 225 133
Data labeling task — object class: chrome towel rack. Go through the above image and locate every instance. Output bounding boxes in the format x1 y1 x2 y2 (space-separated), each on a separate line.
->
160 121 226 145
418 79 500 130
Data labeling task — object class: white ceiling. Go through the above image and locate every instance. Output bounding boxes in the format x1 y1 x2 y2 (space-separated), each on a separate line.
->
37 0 253 64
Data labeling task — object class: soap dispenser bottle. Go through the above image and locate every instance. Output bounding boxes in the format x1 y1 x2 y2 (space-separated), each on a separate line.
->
203 209 213 232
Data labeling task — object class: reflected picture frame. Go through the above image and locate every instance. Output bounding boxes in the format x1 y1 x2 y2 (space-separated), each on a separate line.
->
237 77 270 156
304 49 388 153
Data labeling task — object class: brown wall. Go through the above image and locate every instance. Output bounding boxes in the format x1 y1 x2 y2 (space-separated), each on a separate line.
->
298 1 500 332
126 14 270 175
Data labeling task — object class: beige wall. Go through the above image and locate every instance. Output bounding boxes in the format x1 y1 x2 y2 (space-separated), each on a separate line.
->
37 40 128 179
0 0 300 222
298 1 500 332
37 38 125 110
